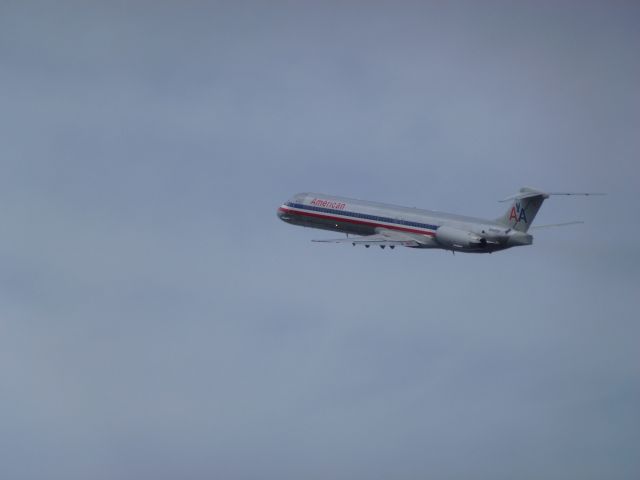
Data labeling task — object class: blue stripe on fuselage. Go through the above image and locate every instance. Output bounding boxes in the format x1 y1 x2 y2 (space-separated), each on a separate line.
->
286 202 440 232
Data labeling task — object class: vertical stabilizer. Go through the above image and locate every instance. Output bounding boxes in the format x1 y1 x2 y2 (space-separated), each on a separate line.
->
496 187 549 232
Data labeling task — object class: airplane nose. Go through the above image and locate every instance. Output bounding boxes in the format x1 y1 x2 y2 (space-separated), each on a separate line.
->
277 205 290 221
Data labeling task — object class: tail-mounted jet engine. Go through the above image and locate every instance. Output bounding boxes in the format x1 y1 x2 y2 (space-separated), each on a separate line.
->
435 226 486 249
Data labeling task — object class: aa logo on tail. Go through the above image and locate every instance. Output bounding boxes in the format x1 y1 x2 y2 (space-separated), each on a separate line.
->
509 202 528 223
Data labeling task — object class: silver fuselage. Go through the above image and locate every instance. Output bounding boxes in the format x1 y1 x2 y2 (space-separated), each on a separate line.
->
277 193 533 253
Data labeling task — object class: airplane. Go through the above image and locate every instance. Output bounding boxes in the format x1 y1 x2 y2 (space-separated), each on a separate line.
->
277 187 603 253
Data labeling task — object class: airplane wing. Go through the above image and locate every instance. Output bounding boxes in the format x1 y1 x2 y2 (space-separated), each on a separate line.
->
312 229 423 247
530 221 584 230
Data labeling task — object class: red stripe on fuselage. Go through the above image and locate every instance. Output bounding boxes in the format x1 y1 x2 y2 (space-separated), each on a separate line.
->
278 206 436 237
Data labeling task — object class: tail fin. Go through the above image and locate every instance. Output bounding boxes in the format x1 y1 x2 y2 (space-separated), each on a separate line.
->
496 187 549 232
496 187 605 232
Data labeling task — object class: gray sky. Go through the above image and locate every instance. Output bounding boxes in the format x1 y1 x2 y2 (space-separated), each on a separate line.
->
1 1 639 479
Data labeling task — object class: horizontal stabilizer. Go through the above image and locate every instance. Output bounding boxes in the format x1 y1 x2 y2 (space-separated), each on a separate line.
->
500 187 606 202
499 188 549 202
547 192 606 196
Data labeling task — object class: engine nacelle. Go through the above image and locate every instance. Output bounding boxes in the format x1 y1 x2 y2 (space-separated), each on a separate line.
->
435 226 484 249
506 231 533 246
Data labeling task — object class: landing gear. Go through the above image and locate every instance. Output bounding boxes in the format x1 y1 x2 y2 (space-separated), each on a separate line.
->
380 245 385 249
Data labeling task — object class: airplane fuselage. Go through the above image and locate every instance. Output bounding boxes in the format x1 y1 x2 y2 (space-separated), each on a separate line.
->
277 192 533 253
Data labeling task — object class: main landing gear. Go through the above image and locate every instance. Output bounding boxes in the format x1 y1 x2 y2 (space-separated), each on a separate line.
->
352 244 395 250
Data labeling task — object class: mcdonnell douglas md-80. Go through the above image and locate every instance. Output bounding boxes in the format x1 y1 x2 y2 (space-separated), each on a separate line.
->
277 187 602 254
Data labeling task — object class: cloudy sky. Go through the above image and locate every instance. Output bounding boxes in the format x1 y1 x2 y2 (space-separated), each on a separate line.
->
1 1 639 479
